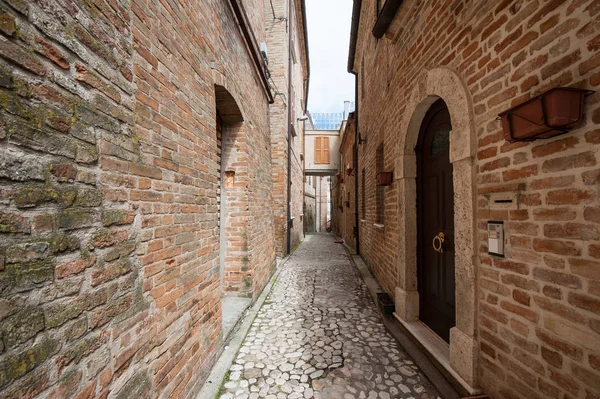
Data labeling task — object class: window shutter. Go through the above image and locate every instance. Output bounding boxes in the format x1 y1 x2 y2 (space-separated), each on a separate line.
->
314 137 321 163
314 137 330 164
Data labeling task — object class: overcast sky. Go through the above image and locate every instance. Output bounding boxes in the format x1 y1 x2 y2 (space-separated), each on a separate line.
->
305 0 355 114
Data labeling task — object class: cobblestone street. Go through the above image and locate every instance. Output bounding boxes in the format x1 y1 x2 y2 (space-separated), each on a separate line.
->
219 234 441 399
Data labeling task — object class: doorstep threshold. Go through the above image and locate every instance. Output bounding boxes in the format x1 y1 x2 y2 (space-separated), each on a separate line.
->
349 255 461 399
394 315 482 397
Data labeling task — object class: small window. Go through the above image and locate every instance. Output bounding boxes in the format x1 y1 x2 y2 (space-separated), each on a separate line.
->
376 143 384 224
430 126 451 156
314 136 330 164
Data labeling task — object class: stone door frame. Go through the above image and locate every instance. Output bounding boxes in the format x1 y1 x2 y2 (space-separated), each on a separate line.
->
392 68 478 388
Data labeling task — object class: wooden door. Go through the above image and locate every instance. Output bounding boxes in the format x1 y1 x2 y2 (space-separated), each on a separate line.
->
417 100 456 343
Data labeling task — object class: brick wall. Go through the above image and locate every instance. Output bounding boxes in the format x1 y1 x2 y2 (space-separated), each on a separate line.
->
219 123 252 295
0 0 278 398
333 119 357 250
265 0 308 256
304 176 316 233
266 0 289 256
318 176 330 232
353 0 600 397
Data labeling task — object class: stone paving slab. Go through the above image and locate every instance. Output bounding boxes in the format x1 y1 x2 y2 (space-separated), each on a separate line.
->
218 234 442 399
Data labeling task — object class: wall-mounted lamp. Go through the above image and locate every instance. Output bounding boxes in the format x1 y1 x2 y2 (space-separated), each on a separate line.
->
359 132 367 144
297 115 309 121
259 42 269 65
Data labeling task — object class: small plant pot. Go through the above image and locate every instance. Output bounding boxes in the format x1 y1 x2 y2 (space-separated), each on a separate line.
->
498 87 594 142
377 292 395 315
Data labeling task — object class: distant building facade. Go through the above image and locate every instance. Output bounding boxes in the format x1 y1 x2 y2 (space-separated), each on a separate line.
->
332 113 357 250
267 0 310 257
304 129 342 176
304 175 318 233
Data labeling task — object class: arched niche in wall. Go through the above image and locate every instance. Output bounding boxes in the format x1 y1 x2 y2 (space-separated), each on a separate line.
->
215 84 251 298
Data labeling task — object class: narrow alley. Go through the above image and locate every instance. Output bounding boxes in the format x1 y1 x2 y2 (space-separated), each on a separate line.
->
217 234 441 399
1 0 600 398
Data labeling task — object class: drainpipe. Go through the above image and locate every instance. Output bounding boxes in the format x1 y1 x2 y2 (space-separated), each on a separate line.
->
286 0 293 254
348 0 361 255
353 75 360 255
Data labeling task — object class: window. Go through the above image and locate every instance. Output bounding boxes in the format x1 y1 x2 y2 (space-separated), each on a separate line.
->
361 168 366 219
376 143 384 224
314 136 330 164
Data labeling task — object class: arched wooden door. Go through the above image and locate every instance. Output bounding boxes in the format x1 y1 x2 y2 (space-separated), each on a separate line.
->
416 99 456 343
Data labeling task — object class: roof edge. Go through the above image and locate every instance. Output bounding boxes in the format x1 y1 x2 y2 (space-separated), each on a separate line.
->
347 0 362 74
300 0 310 110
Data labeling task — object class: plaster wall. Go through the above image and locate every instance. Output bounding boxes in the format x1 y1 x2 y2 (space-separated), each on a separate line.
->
305 130 342 172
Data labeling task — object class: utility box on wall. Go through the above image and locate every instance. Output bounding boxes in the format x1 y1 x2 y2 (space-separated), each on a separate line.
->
488 221 504 257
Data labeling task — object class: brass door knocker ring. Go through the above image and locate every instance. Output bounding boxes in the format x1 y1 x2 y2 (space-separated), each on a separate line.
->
432 232 445 253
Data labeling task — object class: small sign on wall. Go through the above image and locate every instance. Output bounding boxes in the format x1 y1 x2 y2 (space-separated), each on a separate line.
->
488 221 504 257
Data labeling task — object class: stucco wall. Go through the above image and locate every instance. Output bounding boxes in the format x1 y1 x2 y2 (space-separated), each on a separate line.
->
305 130 342 172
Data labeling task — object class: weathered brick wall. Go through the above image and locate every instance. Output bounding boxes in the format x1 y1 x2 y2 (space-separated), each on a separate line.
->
357 128 400 297
289 3 308 249
266 0 289 257
265 0 307 256
332 178 343 236
304 177 316 232
354 0 600 397
318 176 330 232
220 123 251 295
334 120 357 250
290 127 304 249
246 116 277 301
0 0 277 398
0 0 140 396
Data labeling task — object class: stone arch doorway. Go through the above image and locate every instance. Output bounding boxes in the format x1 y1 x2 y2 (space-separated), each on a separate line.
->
214 85 252 337
392 68 478 391
416 99 456 343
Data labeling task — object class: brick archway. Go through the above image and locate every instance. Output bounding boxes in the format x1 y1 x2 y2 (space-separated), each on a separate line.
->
393 68 478 389
215 84 251 297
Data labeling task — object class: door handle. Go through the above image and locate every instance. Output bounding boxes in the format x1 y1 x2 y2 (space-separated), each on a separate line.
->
432 232 445 253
